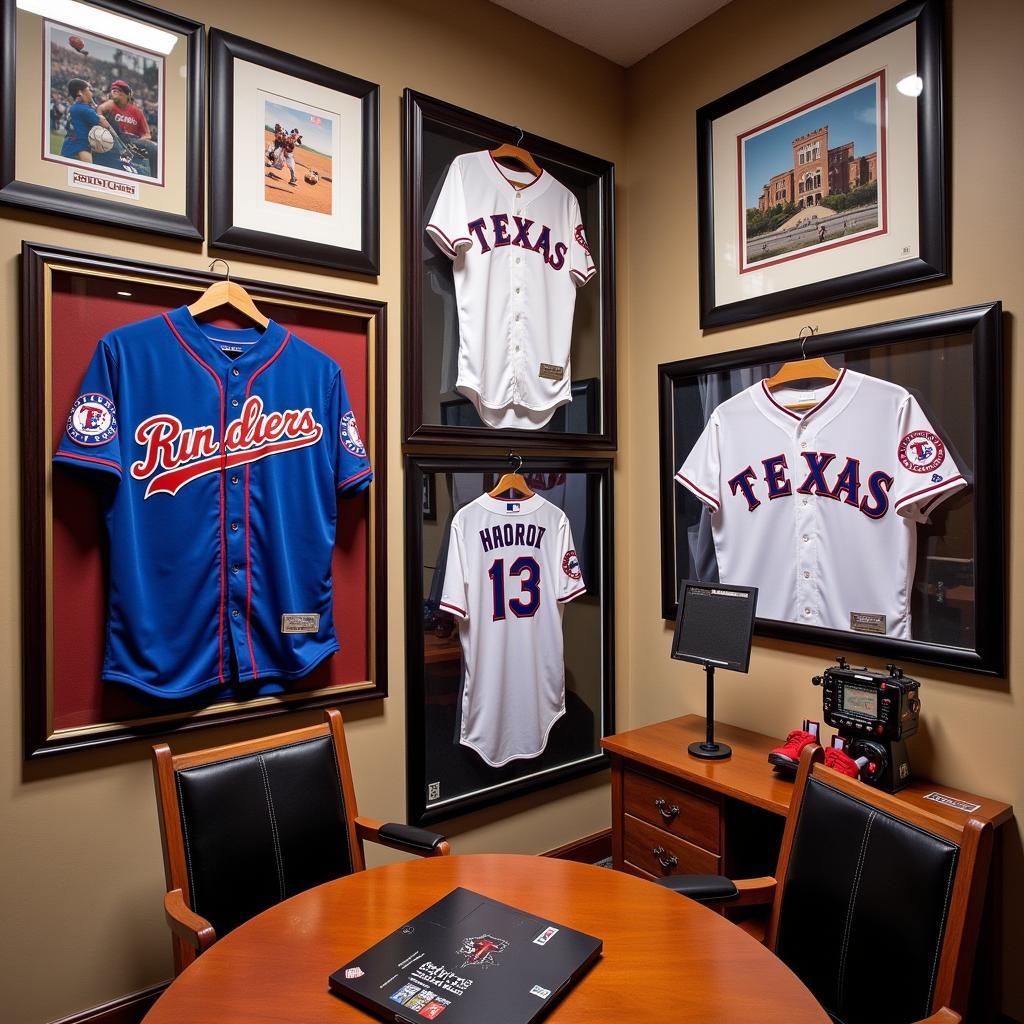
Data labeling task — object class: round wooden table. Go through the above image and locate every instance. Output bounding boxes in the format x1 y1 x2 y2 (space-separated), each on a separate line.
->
144 854 828 1023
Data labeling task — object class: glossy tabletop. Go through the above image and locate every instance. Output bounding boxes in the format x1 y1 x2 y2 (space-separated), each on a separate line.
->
143 854 829 1024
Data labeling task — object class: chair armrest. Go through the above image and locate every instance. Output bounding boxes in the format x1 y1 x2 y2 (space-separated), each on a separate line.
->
355 816 450 857
654 874 777 907
913 1009 960 1024
164 889 216 953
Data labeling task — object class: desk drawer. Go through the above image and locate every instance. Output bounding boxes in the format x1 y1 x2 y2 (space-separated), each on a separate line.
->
623 814 721 878
623 769 720 853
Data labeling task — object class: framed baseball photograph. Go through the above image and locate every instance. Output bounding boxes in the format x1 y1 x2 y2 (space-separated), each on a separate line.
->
21 242 387 758
403 90 616 450
208 30 379 275
405 455 614 826
0 0 204 238
658 303 1006 676
696 0 947 328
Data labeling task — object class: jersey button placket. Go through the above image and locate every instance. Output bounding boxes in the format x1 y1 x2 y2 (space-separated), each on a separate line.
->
225 368 246 668
511 234 524 402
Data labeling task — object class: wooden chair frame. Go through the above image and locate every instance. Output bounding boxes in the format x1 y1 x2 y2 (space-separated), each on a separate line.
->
739 745 993 1024
153 708 450 973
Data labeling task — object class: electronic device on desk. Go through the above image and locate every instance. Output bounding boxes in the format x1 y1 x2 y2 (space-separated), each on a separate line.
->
812 657 921 793
671 580 758 761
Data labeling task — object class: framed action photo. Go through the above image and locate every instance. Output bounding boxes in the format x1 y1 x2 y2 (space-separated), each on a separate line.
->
209 30 379 275
22 242 387 758
405 455 614 825
403 90 616 449
0 0 204 238
697 0 947 328
658 303 1005 675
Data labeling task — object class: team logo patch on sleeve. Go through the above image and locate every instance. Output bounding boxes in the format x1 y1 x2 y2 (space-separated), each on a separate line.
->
561 549 582 580
340 410 366 457
898 430 945 473
574 224 592 256
67 393 117 446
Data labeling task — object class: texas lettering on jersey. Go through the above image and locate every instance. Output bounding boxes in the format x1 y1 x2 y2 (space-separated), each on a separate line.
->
465 213 569 269
726 451 894 519
130 395 323 498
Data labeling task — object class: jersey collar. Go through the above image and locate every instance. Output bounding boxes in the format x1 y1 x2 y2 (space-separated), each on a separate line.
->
478 492 544 516
165 305 289 372
481 151 553 201
754 368 855 430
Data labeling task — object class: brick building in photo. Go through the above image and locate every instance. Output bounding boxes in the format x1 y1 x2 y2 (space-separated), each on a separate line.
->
756 124 877 212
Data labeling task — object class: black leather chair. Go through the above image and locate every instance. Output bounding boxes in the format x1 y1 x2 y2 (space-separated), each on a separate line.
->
152 707 449 974
657 745 993 1024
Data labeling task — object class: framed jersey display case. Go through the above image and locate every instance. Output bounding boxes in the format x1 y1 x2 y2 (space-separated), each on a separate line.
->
402 90 616 449
658 303 1005 675
404 455 614 825
21 242 387 757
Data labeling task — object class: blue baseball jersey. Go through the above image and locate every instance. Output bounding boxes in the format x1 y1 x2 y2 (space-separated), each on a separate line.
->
60 101 101 157
53 305 373 699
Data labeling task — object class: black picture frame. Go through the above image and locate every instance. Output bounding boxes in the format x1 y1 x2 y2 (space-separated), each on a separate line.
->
0 0 205 239
403 89 616 449
208 29 379 275
405 455 614 825
22 241 388 757
658 303 1005 676
697 0 948 328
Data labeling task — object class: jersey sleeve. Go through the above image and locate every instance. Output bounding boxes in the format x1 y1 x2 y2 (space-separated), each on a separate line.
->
556 514 587 604
330 370 373 496
568 197 597 288
425 158 472 259
439 518 469 620
674 415 721 513
53 338 123 480
890 395 967 522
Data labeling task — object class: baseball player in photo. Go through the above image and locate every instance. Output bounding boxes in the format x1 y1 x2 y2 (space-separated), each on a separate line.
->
426 151 596 430
675 368 966 638
53 306 372 699
97 79 157 177
439 490 587 766
60 79 114 163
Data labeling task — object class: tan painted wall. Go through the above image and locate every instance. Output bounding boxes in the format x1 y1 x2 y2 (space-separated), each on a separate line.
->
624 0 1023 1017
0 2 626 1021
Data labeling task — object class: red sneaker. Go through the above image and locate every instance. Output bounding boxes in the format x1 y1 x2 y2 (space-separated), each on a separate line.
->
768 730 819 770
824 747 860 779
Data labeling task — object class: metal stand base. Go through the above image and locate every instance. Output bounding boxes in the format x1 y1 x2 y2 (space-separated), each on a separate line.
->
688 740 732 760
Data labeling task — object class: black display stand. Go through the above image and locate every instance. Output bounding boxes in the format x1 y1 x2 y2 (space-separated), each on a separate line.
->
671 581 758 761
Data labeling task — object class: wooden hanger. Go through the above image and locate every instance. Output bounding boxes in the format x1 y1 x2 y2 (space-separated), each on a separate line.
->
490 128 542 179
763 327 838 410
488 453 534 499
188 259 270 328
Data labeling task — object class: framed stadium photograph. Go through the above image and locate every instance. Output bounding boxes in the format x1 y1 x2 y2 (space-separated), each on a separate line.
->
404 454 614 825
696 0 947 328
657 303 1006 676
21 242 388 758
0 0 204 239
208 30 379 275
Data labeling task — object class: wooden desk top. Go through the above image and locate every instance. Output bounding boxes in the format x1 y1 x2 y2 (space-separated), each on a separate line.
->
602 715 1013 830
144 854 829 1024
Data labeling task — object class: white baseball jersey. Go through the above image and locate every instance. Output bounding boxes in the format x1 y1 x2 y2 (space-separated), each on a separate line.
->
675 369 966 638
439 492 587 766
426 150 596 430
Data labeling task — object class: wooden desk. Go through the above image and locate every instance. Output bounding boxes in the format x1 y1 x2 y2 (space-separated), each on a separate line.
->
143 853 829 1024
602 715 1012 881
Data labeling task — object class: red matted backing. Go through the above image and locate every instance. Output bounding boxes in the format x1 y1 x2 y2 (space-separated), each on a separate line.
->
49 273 371 731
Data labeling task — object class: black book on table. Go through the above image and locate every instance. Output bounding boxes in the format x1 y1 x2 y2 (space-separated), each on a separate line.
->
329 887 602 1024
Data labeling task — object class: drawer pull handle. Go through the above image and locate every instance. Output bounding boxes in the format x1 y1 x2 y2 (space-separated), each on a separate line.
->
654 798 680 822
652 846 678 870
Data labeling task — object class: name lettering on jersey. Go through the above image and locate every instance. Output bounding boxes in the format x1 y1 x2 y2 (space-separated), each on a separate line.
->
466 214 568 269
478 522 547 552
727 451 893 519
130 395 323 498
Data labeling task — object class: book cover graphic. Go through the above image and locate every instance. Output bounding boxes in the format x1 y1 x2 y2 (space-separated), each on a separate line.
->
331 887 601 1024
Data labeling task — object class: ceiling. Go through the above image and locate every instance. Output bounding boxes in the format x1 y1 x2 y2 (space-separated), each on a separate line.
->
488 0 732 67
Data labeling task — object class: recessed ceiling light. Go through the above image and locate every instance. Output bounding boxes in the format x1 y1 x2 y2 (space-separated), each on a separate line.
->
16 0 178 55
